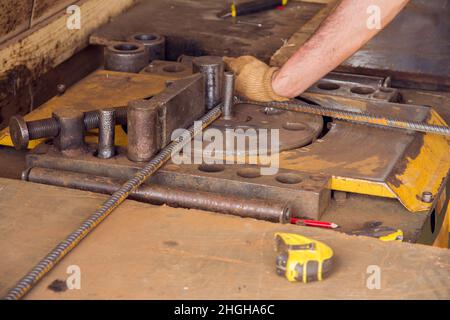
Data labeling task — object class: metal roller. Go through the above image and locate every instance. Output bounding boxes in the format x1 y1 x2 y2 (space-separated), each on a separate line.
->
24 167 291 223
104 42 148 73
126 100 158 162
193 56 224 110
128 33 165 62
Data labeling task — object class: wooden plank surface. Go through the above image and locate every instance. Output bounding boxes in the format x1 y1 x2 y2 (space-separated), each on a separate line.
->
0 1 77 43
0 177 449 299
0 1 33 44
0 0 137 128
30 0 77 27
0 0 136 75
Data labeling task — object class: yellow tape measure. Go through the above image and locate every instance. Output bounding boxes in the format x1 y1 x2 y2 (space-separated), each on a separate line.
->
274 233 334 283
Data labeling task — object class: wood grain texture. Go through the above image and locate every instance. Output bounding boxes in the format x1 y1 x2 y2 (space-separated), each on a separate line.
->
0 0 34 43
30 0 77 27
0 0 137 128
0 177 448 299
0 0 136 76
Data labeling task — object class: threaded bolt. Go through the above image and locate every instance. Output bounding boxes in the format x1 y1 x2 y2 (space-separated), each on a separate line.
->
9 107 127 150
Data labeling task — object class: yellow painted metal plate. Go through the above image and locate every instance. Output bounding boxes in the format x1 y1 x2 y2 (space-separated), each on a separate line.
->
278 94 450 213
0 70 172 148
387 110 450 212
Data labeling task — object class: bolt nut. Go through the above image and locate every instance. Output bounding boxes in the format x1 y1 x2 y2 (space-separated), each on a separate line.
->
421 191 433 203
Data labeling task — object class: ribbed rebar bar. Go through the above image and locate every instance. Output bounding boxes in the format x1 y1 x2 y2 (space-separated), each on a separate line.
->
235 97 450 136
4 105 222 300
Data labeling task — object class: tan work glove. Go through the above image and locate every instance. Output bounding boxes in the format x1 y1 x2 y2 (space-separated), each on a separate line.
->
223 56 288 102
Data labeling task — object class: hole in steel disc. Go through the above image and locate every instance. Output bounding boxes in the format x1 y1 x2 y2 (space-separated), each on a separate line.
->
276 174 302 184
134 34 157 41
162 65 186 73
350 86 375 95
282 122 308 131
317 82 340 91
237 168 262 179
114 43 139 51
198 164 225 173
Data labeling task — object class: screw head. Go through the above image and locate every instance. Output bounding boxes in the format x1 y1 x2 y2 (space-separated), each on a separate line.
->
9 115 29 150
56 84 66 95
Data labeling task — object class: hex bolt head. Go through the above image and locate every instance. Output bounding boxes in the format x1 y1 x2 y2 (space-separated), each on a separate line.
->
9 115 29 150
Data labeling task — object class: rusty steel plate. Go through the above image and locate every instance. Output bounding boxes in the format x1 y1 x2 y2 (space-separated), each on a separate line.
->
141 60 193 78
192 103 323 157
280 93 432 181
307 72 401 103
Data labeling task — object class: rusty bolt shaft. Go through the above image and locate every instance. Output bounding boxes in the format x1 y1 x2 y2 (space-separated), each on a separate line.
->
9 107 127 150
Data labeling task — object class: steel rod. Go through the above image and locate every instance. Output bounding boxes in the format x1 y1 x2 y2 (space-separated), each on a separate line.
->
25 167 291 223
222 72 235 120
97 109 116 159
235 97 450 136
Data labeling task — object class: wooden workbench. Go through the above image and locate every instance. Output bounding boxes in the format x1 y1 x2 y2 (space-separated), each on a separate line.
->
1 177 449 299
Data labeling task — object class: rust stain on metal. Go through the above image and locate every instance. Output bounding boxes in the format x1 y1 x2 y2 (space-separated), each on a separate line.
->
389 133 425 188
